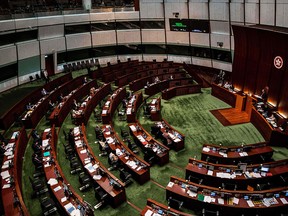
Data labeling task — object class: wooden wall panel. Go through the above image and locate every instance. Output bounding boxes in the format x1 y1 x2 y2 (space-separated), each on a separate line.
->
231 26 247 91
232 25 288 117
244 28 261 94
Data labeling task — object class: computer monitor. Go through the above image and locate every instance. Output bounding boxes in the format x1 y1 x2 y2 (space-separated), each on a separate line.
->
211 192 216 197
226 169 231 173
274 194 280 198
198 163 203 168
207 165 214 171
285 192 288 197
238 163 247 172
189 185 198 193
244 195 249 200
253 168 259 172
260 167 269 172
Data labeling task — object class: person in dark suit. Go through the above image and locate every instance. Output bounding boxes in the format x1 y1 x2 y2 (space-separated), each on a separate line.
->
260 86 269 103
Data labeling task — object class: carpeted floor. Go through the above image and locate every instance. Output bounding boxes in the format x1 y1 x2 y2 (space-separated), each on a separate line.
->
1 70 288 216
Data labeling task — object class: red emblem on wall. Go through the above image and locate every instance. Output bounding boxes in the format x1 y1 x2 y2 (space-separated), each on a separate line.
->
274 56 283 69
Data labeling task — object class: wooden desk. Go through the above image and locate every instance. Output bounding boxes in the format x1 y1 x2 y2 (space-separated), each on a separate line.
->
162 84 202 100
145 78 195 96
48 76 91 126
149 98 161 121
211 83 246 110
166 176 288 216
154 119 185 151
0 73 72 130
201 143 273 165
140 198 193 216
102 87 126 124
129 71 186 92
101 125 150 185
22 75 82 128
74 83 111 125
74 125 126 207
129 122 169 166
1 128 29 216
41 126 93 215
126 92 143 123
186 158 288 190
115 66 179 87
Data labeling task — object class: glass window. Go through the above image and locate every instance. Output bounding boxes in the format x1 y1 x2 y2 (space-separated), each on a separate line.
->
211 49 232 62
140 44 166 54
0 64 17 82
141 21 165 29
116 21 140 30
166 45 191 56
65 24 91 34
91 22 116 31
192 47 211 58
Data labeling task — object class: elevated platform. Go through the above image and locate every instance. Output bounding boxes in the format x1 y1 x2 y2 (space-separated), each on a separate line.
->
210 108 250 126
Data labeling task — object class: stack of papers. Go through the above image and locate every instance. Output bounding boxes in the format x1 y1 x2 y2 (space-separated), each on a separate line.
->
129 125 137 132
80 149 87 154
93 175 102 180
202 147 210 152
247 200 254 207
239 152 248 157
126 160 137 169
187 190 197 197
102 110 108 115
75 140 83 148
167 182 174 188
44 128 51 133
280 198 288 204
219 152 227 157
207 170 213 176
48 178 58 186
42 139 49 148
218 198 224 205
1 170 10 179
233 197 239 205
85 163 96 173
144 209 153 216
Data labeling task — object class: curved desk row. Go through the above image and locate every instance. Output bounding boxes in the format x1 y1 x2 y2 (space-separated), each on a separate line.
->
129 122 169 166
141 198 193 216
41 126 93 215
102 61 174 83
1 128 29 216
115 65 180 87
153 119 185 151
166 176 288 216
0 73 72 130
101 125 150 185
126 92 143 123
21 74 79 128
149 98 161 121
102 87 126 124
145 78 195 96
201 143 274 165
129 71 187 93
74 83 111 125
162 84 202 100
186 158 288 191
48 79 98 127
73 125 126 208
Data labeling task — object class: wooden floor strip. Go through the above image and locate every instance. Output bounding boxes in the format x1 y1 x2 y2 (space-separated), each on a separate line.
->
150 178 166 189
127 200 142 212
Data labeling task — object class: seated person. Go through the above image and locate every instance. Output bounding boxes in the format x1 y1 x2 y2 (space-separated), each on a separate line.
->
259 86 269 103
83 76 88 84
279 121 288 132
48 100 55 110
146 81 150 88
26 102 34 111
169 75 174 80
58 93 64 102
154 76 160 83
108 150 119 170
266 112 276 123
73 99 79 110
32 153 42 166
41 88 49 96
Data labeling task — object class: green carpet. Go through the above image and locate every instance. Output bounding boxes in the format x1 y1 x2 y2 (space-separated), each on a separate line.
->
1 71 288 216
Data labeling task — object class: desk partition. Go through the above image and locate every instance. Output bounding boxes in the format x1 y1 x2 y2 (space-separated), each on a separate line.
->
1 128 29 216
149 98 161 121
